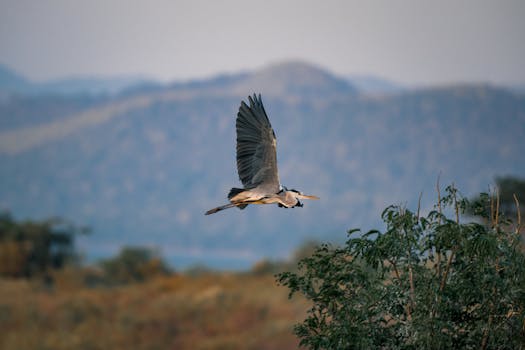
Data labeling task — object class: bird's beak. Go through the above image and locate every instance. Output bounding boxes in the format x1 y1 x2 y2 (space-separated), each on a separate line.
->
298 194 319 200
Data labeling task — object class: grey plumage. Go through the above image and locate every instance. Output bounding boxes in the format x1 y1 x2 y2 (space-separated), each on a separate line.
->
236 94 279 192
205 94 318 215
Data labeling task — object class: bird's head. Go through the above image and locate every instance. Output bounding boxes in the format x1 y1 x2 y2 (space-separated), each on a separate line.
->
278 185 319 208
287 188 319 208
289 188 320 201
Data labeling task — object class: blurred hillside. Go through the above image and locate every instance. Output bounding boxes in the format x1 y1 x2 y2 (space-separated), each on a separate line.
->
0 61 524 269
0 272 307 350
0 63 149 97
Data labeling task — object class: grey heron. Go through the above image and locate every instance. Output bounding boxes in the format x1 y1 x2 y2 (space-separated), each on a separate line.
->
205 94 319 215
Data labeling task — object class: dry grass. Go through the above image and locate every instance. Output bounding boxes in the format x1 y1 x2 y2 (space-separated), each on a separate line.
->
0 271 308 350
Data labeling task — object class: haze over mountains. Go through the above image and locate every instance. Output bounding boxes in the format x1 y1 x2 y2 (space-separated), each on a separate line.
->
1 61 524 269
0 61 397 98
0 63 151 97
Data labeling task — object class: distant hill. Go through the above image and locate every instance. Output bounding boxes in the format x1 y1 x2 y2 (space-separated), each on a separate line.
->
1 61 524 269
0 63 151 96
222 61 357 98
346 74 404 94
0 61 355 98
509 83 525 95
0 64 31 93
156 60 357 99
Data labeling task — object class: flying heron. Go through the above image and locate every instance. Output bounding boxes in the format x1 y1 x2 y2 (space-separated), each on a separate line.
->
205 94 319 215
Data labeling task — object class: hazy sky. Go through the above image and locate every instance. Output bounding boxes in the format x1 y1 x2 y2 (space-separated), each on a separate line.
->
1 0 524 85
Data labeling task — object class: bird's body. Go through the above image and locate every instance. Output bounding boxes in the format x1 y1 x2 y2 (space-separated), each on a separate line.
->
205 94 318 215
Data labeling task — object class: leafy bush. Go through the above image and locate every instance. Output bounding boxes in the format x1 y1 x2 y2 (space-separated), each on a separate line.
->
278 185 525 349
468 176 525 241
0 212 85 278
99 246 171 284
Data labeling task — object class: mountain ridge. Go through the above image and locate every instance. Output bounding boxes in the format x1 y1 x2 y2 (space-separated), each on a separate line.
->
0 63 152 96
1 61 524 269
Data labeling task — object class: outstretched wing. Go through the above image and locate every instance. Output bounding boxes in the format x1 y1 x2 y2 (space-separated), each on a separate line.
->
236 94 280 192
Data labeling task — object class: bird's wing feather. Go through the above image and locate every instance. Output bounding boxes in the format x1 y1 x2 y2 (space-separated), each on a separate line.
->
236 94 280 192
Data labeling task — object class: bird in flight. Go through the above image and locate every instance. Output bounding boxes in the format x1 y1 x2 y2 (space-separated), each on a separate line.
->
205 94 319 215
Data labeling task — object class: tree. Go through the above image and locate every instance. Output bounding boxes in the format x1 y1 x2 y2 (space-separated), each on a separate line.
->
468 176 525 226
99 246 171 284
0 212 84 278
277 185 525 349
495 176 525 219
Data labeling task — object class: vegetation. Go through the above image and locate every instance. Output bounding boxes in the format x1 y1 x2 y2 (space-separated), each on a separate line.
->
99 246 171 284
469 176 525 225
494 176 525 219
0 273 307 350
0 212 85 278
2 181 525 349
278 184 525 349
0 215 310 350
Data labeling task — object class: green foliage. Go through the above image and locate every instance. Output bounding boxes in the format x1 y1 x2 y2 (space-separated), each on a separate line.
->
0 212 84 278
278 185 525 349
99 246 171 284
468 176 525 223
496 176 525 218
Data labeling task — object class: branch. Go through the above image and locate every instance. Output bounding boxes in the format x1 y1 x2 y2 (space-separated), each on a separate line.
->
437 174 443 223
495 188 500 228
513 194 521 235
490 185 494 227
480 313 494 350
436 175 442 279
389 254 413 322
481 278 498 349
440 184 460 292
453 182 459 225
408 261 415 313
440 248 456 292
388 259 401 281
416 191 423 221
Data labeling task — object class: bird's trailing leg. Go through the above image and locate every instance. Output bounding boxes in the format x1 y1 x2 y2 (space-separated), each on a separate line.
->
205 203 237 215
205 201 252 215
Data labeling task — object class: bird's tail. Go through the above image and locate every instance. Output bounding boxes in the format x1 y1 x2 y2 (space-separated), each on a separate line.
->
206 188 251 215
228 187 244 199
205 203 237 215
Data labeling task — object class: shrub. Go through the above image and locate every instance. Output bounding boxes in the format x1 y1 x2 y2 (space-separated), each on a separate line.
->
100 246 171 284
0 212 84 278
277 185 525 349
